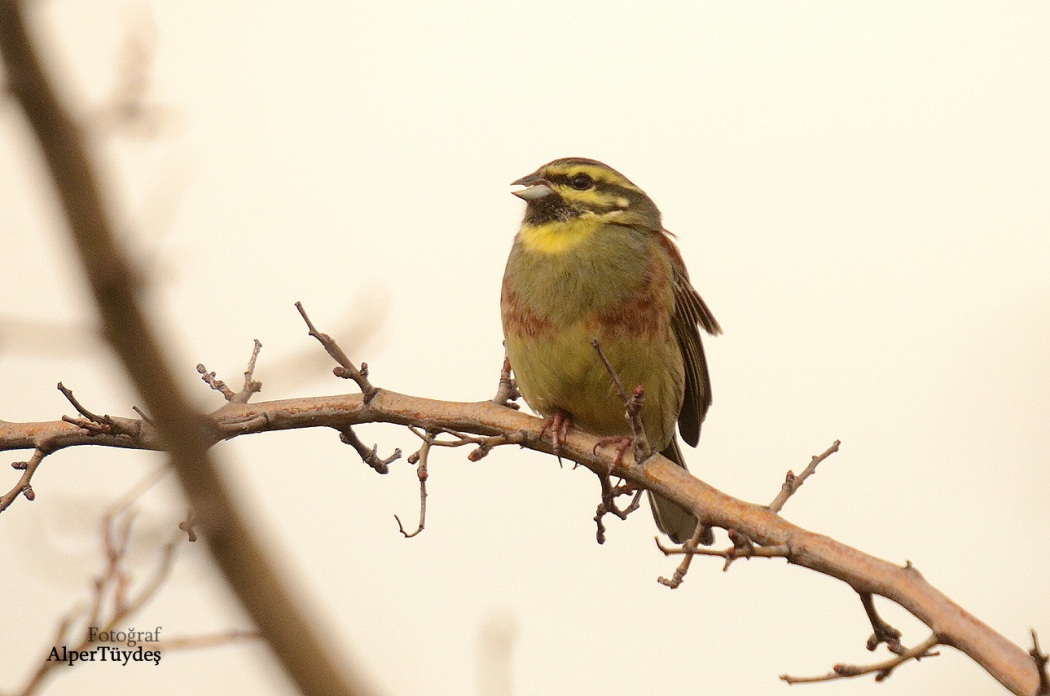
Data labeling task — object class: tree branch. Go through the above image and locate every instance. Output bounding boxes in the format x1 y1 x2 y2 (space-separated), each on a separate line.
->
0 383 1042 694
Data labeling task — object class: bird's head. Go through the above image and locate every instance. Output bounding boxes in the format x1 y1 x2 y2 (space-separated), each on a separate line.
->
512 158 661 230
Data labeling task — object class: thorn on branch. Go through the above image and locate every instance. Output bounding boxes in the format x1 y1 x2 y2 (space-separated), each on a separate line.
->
1031 629 1050 695
131 405 153 424
339 426 400 474
295 301 378 403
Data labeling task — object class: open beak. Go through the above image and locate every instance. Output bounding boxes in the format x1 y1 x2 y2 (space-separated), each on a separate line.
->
511 171 554 201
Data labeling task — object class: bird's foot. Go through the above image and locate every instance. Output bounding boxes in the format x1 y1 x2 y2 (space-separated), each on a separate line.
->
594 435 635 472
539 411 574 465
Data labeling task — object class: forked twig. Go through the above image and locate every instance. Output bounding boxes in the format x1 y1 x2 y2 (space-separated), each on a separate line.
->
296 302 377 402
196 339 263 404
781 634 940 685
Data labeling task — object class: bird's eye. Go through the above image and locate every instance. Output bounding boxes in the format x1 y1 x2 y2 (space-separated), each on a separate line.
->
569 174 594 190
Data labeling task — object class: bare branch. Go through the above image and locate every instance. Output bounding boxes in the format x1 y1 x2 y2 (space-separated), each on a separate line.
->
781 634 940 685
0 358 1043 693
11 473 254 696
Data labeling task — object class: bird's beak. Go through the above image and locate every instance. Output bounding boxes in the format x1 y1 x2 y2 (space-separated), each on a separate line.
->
511 172 553 201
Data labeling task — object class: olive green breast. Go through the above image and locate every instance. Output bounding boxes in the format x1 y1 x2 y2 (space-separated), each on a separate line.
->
501 223 684 448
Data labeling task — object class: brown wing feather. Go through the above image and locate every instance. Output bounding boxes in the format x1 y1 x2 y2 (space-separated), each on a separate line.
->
658 230 721 448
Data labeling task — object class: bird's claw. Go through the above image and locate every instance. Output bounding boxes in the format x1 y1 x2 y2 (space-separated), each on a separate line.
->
539 411 574 465
594 435 635 472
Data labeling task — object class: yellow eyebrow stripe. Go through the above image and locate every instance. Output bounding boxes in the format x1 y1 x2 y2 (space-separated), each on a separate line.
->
542 164 643 193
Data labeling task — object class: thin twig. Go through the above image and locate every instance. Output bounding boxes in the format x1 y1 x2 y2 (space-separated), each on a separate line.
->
768 439 840 514
589 338 651 462
593 478 643 544
657 521 711 588
296 301 377 403
492 356 520 408
340 426 400 474
151 629 261 651
0 447 46 511
197 340 264 404
57 383 140 439
781 634 940 685
13 472 254 696
395 432 431 538
655 536 790 563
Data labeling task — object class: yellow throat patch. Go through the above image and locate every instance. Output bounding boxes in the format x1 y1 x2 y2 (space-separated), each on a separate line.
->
518 216 606 255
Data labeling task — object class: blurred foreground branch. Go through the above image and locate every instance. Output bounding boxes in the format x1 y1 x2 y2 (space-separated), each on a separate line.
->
0 4 367 696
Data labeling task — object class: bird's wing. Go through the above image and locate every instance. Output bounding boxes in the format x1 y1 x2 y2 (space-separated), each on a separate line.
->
658 230 721 447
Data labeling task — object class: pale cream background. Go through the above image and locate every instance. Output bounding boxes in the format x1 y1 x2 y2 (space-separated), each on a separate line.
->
1 2 1048 695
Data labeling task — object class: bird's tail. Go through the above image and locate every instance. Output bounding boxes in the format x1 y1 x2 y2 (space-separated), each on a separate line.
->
649 437 713 545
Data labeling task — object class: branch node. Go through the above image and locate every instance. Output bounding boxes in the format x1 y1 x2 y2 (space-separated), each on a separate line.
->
861 592 904 653
339 426 400 474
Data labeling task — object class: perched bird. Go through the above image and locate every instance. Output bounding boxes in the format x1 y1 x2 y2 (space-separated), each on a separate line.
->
500 157 721 544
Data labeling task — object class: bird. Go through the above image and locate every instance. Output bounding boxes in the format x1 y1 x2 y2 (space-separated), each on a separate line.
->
500 157 721 544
